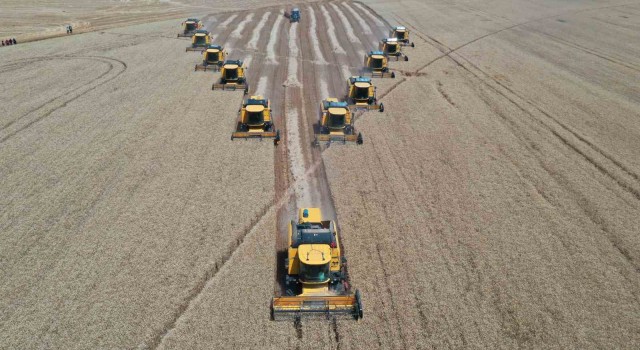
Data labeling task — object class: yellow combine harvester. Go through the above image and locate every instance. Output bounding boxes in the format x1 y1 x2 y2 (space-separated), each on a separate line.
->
390 26 415 47
346 76 383 111
314 98 362 146
272 208 363 320
212 60 248 94
231 96 280 144
379 38 408 61
195 45 226 71
178 18 202 37
363 51 395 78
186 30 211 52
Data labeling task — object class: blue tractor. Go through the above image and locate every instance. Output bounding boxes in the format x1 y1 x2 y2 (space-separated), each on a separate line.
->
290 8 300 23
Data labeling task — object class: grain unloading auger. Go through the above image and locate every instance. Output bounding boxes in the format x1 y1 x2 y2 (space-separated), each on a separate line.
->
272 208 363 321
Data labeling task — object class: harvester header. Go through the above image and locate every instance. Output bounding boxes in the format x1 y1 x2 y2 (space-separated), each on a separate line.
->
272 208 363 320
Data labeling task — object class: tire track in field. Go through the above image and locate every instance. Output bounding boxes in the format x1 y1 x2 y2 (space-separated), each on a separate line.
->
392 11 640 272
153 12 288 347
361 4 640 204
0 56 127 144
403 14 640 200
526 27 640 73
150 200 276 349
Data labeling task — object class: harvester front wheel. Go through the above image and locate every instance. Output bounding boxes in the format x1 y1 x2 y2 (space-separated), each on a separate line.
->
355 289 364 319
379 103 384 113
357 132 363 145
391 72 396 79
411 42 415 48
274 130 281 146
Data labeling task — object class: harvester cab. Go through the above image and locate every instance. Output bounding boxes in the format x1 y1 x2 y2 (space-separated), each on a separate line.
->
212 60 248 94
290 8 301 22
231 96 280 144
195 45 226 71
178 18 202 37
347 76 382 111
364 51 394 78
186 29 211 51
315 98 362 145
380 38 408 61
271 208 363 320
391 26 414 47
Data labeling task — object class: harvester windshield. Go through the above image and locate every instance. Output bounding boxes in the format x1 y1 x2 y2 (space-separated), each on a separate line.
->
247 111 264 125
355 86 369 99
185 22 196 31
329 114 345 128
327 108 346 128
225 68 238 80
387 44 397 54
300 261 330 282
372 58 383 69
206 52 219 63
195 35 206 45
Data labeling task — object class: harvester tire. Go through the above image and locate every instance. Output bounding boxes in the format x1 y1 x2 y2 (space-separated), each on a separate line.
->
379 103 384 112
405 56 409 62
391 72 396 79
357 132 363 145
274 130 281 146
411 42 415 48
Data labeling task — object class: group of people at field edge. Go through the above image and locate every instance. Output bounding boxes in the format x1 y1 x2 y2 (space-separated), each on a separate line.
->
2 38 17 46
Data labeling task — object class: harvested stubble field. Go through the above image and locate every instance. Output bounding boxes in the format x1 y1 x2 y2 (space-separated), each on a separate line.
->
1 0 640 349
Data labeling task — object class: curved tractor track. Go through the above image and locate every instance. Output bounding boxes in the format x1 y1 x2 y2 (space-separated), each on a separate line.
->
0 56 128 143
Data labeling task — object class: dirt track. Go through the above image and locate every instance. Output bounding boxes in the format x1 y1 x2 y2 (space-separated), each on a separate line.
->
1 0 640 349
